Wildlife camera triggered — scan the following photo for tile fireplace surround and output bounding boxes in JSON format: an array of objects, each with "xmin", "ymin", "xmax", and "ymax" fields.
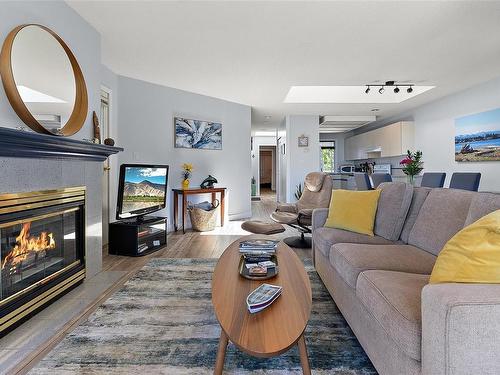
[
  {"xmin": 0, "ymin": 157, "xmax": 104, "ymax": 278},
  {"xmin": 0, "ymin": 128, "xmax": 122, "ymax": 372}
]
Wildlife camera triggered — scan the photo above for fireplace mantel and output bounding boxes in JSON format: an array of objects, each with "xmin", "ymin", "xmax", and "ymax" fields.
[{"xmin": 0, "ymin": 127, "xmax": 123, "ymax": 161}]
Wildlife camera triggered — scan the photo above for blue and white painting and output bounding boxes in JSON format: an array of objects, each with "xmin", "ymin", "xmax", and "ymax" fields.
[
  {"xmin": 455, "ymin": 108, "xmax": 500, "ymax": 162},
  {"xmin": 174, "ymin": 117, "xmax": 222, "ymax": 150}
]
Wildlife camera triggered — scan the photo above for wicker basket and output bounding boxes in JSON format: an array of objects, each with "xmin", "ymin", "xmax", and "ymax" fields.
[{"xmin": 188, "ymin": 200, "xmax": 220, "ymax": 232}]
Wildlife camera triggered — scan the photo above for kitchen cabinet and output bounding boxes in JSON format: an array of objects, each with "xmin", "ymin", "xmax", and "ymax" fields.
[{"xmin": 344, "ymin": 121, "xmax": 414, "ymax": 160}]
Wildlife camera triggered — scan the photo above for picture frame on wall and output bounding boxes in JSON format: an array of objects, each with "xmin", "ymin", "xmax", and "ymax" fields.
[
  {"xmin": 455, "ymin": 107, "xmax": 500, "ymax": 162},
  {"xmin": 174, "ymin": 117, "xmax": 222, "ymax": 150},
  {"xmin": 298, "ymin": 135, "xmax": 309, "ymax": 147}
]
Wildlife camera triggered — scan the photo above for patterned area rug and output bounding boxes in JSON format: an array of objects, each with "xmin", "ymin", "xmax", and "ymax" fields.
[{"xmin": 31, "ymin": 259, "xmax": 377, "ymax": 374}]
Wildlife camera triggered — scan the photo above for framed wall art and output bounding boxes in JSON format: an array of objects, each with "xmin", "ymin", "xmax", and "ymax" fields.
[
  {"xmin": 455, "ymin": 108, "xmax": 500, "ymax": 162},
  {"xmin": 174, "ymin": 117, "xmax": 222, "ymax": 150}
]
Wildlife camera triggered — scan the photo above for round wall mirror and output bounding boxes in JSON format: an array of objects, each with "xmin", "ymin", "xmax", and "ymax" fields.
[{"xmin": 0, "ymin": 24, "xmax": 88, "ymax": 136}]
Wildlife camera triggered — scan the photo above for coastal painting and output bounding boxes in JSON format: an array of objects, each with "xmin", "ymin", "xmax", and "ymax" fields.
[
  {"xmin": 455, "ymin": 108, "xmax": 500, "ymax": 162},
  {"xmin": 174, "ymin": 117, "xmax": 222, "ymax": 150}
]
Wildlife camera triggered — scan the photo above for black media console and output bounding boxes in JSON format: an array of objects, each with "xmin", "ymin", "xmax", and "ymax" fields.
[{"xmin": 109, "ymin": 216, "xmax": 167, "ymax": 256}]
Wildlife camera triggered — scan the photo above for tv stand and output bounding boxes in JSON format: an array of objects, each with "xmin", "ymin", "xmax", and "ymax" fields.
[{"xmin": 109, "ymin": 216, "xmax": 167, "ymax": 256}]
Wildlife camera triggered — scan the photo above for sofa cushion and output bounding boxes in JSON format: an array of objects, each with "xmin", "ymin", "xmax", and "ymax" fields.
[
  {"xmin": 465, "ymin": 192, "xmax": 500, "ymax": 226},
  {"xmin": 356, "ymin": 270, "xmax": 429, "ymax": 361},
  {"xmin": 374, "ymin": 182, "xmax": 414, "ymax": 241},
  {"xmin": 313, "ymin": 227, "xmax": 392, "ymax": 258},
  {"xmin": 329, "ymin": 243, "xmax": 436, "ymax": 289},
  {"xmin": 400, "ymin": 187, "xmax": 432, "ymax": 243},
  {"xmin": 408, "ymin": 188, "xmax": 474, "ymax": 256}
]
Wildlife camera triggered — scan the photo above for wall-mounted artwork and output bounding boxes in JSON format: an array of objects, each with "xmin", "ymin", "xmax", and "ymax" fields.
[
  {"xmin": 455, "ymin": 108, "xmax": 500, "ymax": 162},
  {"xmin": 174, "ymin": 117, "xmax": 222, "ymax": 150}
]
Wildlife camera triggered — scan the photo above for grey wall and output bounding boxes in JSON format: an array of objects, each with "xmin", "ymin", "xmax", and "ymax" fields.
[
  {"xmin": 348, "ymin": 76, "xmax": 500, "ymax": 192},
  {"xmin": 115, "ymin": 76, "xmax": 252, "ymax": 229},
  {"xmin": 0, "ymin": 1, "xmax": 101, "ymax": 140}
]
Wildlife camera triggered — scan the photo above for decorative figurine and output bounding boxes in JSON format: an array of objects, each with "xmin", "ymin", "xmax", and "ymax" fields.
[
  {"xmin": 104, "ymin": 138, "xmax": 115, "ymax": 146},
  {"xmin": 92, "ymin": 111, "xmax": 101, "ymax": 144},
  {"xmin": 200, "ymin": 175, "xmax": 218, "ymax": 189}
]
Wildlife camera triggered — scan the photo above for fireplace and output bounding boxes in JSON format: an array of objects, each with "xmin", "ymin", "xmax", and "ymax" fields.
[{"xmin": 0, "ymin": 187, "xmax": 86, "ymax": 335}]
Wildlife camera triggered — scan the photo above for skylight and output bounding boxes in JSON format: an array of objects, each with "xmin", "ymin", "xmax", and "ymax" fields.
[{"xmin": 284, "ymin": 85, "xmax": 435, "ymax": 104}]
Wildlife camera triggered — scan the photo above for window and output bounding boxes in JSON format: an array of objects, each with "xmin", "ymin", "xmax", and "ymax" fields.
[{"xmin": 320, "ymin": 141, "xmax": 335, "ymax": 173}]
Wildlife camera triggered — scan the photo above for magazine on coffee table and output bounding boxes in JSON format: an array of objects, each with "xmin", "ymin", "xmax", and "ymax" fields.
[{"xmin": 246, "ymin": 283, "xmax": 282, "ymax": 313}]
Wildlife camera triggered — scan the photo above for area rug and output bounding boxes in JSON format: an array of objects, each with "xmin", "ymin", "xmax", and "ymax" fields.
[{"xmin": 30, "ymin": 259, "xmax": 377, "ymax": 374}]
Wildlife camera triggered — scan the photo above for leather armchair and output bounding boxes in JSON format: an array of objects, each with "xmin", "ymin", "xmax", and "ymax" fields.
[{"xmin": 271, "ymin": 172, "xmax": 332, "ymax": 248}]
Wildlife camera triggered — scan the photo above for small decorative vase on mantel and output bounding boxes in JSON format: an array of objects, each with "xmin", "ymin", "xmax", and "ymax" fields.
[{"xmin": 181, "ymin": 163, "xmax": 193, "ymax": 190}]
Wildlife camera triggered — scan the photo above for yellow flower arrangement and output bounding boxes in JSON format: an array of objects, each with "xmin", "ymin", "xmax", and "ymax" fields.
[{"xmin": 182, "ymin": 163, "xmax": 193, "ymax": 180}]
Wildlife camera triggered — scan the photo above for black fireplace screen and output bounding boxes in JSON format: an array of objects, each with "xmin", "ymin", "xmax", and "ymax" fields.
[{"xmin": 0, "ymin": 207, "xmax": 82, "ymax": 304}]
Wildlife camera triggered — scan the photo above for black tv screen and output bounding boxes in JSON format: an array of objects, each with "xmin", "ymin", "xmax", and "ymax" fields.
[{"xmin": 116, "ymin": 164, "xmax": 169, "ymax": 220}]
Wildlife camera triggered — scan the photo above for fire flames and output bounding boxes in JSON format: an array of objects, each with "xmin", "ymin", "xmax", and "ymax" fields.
[{"xmin": 1, "ymin": 222, "xmax": 56, "ymax": 270}]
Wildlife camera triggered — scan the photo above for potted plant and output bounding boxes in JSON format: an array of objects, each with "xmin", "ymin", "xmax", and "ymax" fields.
[
  {"xmin": 251, "ymin": 176, "xmax": 257, "ymax": 196},
  {"xmin": 294, "ymin": 183, "xmax": 303, "ymax": 201},
  {"xmin": 182, "ymin": 163, "xmax": 193, "ymax": 189},
  {"xmin": 400, "ymin": 150, "xmax": 423, "ymax": 185}
]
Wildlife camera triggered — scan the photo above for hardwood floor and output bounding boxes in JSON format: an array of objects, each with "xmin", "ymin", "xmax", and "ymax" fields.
[
  {"xmin": 7, "ymin": 190, "xmax": 311, "ymax": 374},
  {"xmin": 102, "ymin": 188, "xmax": 309, "ymax": 275}
]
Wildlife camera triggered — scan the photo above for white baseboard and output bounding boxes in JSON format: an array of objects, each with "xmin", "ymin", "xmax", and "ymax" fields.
[{"xmin": 228, "ymin": 211, "xmax": 252, "ymax": 221}]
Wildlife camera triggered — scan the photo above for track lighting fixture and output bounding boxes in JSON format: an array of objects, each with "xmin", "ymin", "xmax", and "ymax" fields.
[{"xmin": 363, "ymin": 81, "xmax": 415, "ymax": 95}]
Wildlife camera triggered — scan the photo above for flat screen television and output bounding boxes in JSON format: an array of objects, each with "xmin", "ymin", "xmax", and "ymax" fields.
[{"xmin": 116, "ymin": 164, "xmax": 169, "ymax": 220}]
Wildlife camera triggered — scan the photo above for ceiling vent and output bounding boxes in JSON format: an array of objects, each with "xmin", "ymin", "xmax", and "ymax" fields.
[{"xmin": 319, "ymin": 115, "xmax": 376, "ymax": 133}]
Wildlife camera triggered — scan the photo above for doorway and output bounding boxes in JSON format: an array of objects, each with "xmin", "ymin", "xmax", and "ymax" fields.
[
  {"xmin": 259, "ymin": 146, "xmax": 276, "ymax": 198},
  {"xmin": 100, "ymin": 87, "xmax": 111, "ymax": 246}
]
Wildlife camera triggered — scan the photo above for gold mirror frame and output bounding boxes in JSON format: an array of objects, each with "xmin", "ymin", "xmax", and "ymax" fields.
[{"xmin": 0, "ymin": 24, "xmax": 88, "ymax": 136}]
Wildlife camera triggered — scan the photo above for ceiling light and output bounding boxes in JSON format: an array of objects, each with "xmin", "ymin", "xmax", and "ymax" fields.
[
  {"xmin": 264, "ymin": 115, "xmax": 272, "ymax": 120},
  {"xmin": 378, "ymin": 87, "xmax": 385, "ymax": 94},
  {"xmin": 365, "ymin": 86, "xmax": 370, "ymax": 94},
  {"xmin": 407, "ymin": 86, "xmax": 413, "ymax": 93},
  {"xmin": 394, "ymin": 87, "xmax": 400, "ymax": 93},
  {"xmin": 284, "ymin": 85, "xmax": 435, "ymax": 104}
]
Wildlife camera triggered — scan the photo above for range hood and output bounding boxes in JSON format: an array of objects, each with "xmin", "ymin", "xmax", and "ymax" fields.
[{"xmin": 319, "ymin": 115, "xmax": 376, "ymax": 133}]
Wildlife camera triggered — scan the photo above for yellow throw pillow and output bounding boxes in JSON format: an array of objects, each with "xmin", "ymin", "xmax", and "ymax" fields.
[
  {"xmin": 430, "ymin": 209, "xmax": 500, "ymax": 284},
  {"xmin": 324, "ymin": 189, "xmax": 381, "ymax": 236}
]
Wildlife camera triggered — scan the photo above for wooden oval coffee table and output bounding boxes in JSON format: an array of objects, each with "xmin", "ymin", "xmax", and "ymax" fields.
[{"xmin": 211, "ymin": 236, "xmax": 312, "ymax": 374}]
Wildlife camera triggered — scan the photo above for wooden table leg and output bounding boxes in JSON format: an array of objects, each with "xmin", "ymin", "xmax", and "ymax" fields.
[
  {"xmin": 173, "ymin": 191, "xmax": 178, "ymax": 231},
  {"xmin": 220, "ymin": 190, "xmax": 225, "ymax": 227},
  {"xmin": 297, "ymin": 334, "xmax": 311, "ymax": 375},
  {"xmin": 214, "ymin": 330, "xmax": 228, "ymax": 375},
  {"xmin": 182, "ymin": 193, "xmax": 187, "ymax": 234}
]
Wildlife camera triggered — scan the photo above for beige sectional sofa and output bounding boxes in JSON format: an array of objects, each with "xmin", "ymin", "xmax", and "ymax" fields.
[{"xmin": 312, "ymin": 182, "xmax": 500, "ymax": 375}]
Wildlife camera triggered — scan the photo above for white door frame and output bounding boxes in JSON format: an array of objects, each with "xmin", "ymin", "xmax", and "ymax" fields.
[{"xmin": 100, "ymin": 85, "xmax": 113, "ymax": 245}]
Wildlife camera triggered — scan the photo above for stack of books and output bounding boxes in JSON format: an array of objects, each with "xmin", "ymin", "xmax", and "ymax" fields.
[
  {"xmin": 239, "ymin": 239, "xmax": 278, "ymax": 255},
  {"xmin": 246, "ymin": 283, "xmax": 283, "ymax": 314}
]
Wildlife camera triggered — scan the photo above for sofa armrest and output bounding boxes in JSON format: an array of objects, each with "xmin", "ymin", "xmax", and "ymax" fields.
[
  {"xmin": 312, "ymin": 208, "xmax": 329, "ymax": 231},
  {"xmin": 421, "ymin": 283, "xmax": 500, "ymax": 375}
]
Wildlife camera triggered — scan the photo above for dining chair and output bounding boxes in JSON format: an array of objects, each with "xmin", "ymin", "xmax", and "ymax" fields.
[
  {"xmin": 371, "ymin": 173, "xmax": 392, "ymax": 189},
  {"xmin": 449, "ymin": 172, "xmax": 481, "ymax": 192},
  {"xmin": 420, "ymin": 172, "xmax": 446, "ymax": 188},
  {"xmin": 355, "ymin": 173, "xmax": 373, "ymax": 191}
]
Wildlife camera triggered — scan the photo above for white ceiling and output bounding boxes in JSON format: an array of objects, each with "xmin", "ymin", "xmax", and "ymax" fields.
[{"xmin": 67, "ymin": 1, "xmax": 500, "ymax": 130}]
